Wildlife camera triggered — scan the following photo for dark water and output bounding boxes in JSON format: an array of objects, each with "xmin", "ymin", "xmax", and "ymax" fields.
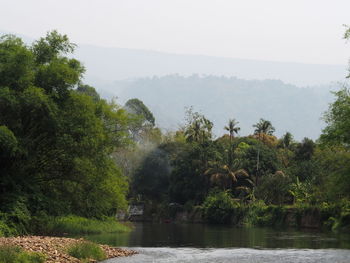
[{"xmin": 83, "ymin": 223, "xmax": 350, "ymax": 262}]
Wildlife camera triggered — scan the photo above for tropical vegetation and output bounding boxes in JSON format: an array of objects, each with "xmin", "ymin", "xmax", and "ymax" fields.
[{"xmin": 0, "ymin": 29, "xmax": 350, "ymax": 237}]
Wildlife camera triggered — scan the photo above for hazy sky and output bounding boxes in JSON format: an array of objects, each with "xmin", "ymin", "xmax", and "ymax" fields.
[{"xmin": 1, "ymin": 0, "xmax": 349, "ymax": 65}]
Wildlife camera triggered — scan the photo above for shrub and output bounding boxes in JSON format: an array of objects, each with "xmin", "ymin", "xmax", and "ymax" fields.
[
  {"xmin": 0, "ymin": 245, "xmax": 45, "ymax": 263},
  {"xmin": 255, "ymin": 171, "xmax": 293, "ymax": 205},
  {"xmin": 46, "ymin": 215, "xmax": 130, "ymax": 235},
  {"xmin": 0, "ymin": 219, "xmax": 16, "ymax": 237},
  {"xmin": 202, "ymin": 191, "xmax": 239, "ymax": 224},
  {"xmin": 68, "ymin": 242, "xmax": 106, "ymax": 261}
]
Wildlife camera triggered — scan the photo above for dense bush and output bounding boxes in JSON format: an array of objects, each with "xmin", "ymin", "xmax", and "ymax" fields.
[
  {"xmin": 255, "ymin": 171, "xmax": 293, "ymax": 205},
  {"xmin": 0, "ymin": 31, "xmax": 130, "ymax": 228},
  {"xmin": 0, "ymin": 246, "xmax": 45, "ymax": 263},
  {"xmin": 68, "ymin": 241, "xmax": 106, "ymax": 261},
  {"xmin": 202, "ymin": 191, "xmax": 240, "ymax": 224}
]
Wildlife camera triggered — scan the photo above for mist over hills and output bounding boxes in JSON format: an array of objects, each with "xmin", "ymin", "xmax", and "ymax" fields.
[
  {"xmin": 75, "ymin": 44, "xmax": 346, "ymax": 87},
  {"xmin": 99, "ymin": 75, "xmax": 339, "ymax": 140},
  {"xmin": 1, "ymin": 30, "xmax": 346, "ymax": 87},
  {"xmin": 1, "ymin": 30, "xmax": 346, "ymax": 140}
]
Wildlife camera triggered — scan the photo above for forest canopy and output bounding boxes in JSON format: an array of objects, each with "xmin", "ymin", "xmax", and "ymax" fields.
[
  {"xmin": 0, "ymin": 30, "xmax": 350, "ymax": 234},
  {"xmin": 0, "ymin": 31, "xmax": 131, "ymax": 224}
]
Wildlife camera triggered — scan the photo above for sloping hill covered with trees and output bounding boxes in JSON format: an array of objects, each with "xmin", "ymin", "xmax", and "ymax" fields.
[{"xmin": 105, "ymin": 75, "xmax": 336, "ymax": 140}]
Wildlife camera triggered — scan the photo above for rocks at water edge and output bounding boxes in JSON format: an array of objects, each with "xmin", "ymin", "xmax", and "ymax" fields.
[{"xmin": 0, "ymin": 236, "xmax": 137, "ymax": 263}]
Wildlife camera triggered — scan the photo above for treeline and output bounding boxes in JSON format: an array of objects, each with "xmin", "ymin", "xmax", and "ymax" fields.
[
  {"xmin": 127, "ymin": 27, "xmax": 350, "ymax": 229},
  {"xmin": 110, "ymin": 73, "xmax": 333, "ymax": 140},
  {"xmin": 0, "ymin": 32, "xmax": 158, "ymax": 235},
  {"xmin": 128, "ymin": 97, "xmax": 350, "ymax": 229},
  {"xmin": 131, "ymin": 107, "xmax": 350, "ymax": 203},
  {"xmin": 1, "ymin": 31, "xmax": 350, "ymax": 236}
]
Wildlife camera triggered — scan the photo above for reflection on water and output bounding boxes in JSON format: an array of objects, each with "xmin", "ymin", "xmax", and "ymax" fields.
[
  {"xmin": 103, "ymin": 247, "xmax": 350, "ymax": 263},
  {"xmin": 84, "ymin": 223, "xmax": 350, "ymax": 249}
]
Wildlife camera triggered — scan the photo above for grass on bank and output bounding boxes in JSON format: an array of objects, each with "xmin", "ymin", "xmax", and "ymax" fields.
[
  {"xmin": 0, "ymin": 245, "xmax": 45, "ymax": 263},
  {"xmin": 46, "ymin": 215, "xmax": 131, "ymax": 235},
  {"xmin": 67, "ymin": 241, "xmax": 106, "ymax": 262}
]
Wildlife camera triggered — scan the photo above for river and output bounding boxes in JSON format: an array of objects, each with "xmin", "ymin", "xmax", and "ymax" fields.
[{"xmin": 84, "ymin": 223, "xmax": 350, "ymax": 262}]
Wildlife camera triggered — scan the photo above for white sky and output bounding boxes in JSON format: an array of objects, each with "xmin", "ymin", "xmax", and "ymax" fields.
[{"xmin": 1, "ymin": 0, "xmax": 349, "ymax": 65}]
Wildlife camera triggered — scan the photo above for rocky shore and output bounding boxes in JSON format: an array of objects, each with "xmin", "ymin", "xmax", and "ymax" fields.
[{"xmin": 0, "ymin": 236, "xmax": 137, "ymax": 263}]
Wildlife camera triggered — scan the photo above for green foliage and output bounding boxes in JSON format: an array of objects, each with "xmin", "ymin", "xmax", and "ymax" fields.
[
  {"xmin": 294, "ymin": 138, "xmax": 315, "ymax": 161},
  {"xmin": 45, "ymin": 215, "xmax": 130, "ymax": 235},
  {"xmin": 0, "ymin": 246, "xmax": 45, "ymax": 263},
  {"xmin": 202, "ymin": 191, "xmax": 240, "ymax": 224},
  {"xmin": 321, "ymin": 87, "xmax": 350, "ymax": 147},
  {"xmin": 0, "ymin": 220, "xmax": 15, "ymax": 237},
  {"xmin": 280, "ymin": 132, "xmax": 293, "ymax": 149},
  {"xmin": 184, "ymin": 108, "xmax": 213, "ymax": 143},
  {"xmin": 315, "ymin": 147, "xmax": 350, "ymax": 201},
  {"xmin": 67, "ymin": 242, "xmax": 106, "ymax": 261},
  {"xmin": 243, "ymin": 201, "xmax": 287, "ymax": 227},
  {"xmin": 0, "ymin": 126, "xmax": 17, "ymax": 157},
  {"xmin": 168, "ymin": 141, "xmax": 216, "ymax": 204},
  {"xmin": 289, "ymin": 177, "xmax": 313, "ymax": 205},
  {"xmin": 125, "ymin": 98, "xmax": 155, "ymax": 126},
  {"xmin": 255, "ymin": 171, "xmax": 293, "ymax": 205},
  {"xmin": 32, "ymin": 30, "xmax": 76, "ymax": 64},
  {"xmin": 253, "ymin": 118, "xmax": 275, "ymax": 135},
  {"xmin": 236, "ymin": 139, "xmax": 281, "ymax": 185},
  {"xmin": 76, "ymin": 84, "xmax": 100, "ymax": 101},
  {"xmin": 0, "ymin": 31, "xmax": 130, "ymax": 231},
  {"xmin": 224, "ymin": 119, "xmax": 240, "ymax": 139}
]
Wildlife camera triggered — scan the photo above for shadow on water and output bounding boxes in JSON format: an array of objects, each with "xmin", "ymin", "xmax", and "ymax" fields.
[{"xmin": 83, "ymin": 222, "xmax": 350, "ymax": 249}]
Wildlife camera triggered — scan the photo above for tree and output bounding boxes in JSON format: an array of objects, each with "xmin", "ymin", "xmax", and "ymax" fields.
[
  {"xmin": 320, "ymin": 87, "xmax": 350, "ymax": 148},
  {"xmin": 294, "ymin": 138, "xmax": 315, "ymax": 161},
  {"xmin": 124, "ymin": 98, "xmax": 156, "ymax": 142},
  {"xmin": 281, "ymin": 132, "xmax": 293, "ymax": 149},
  {"xmin": 32, "ymin": 30, "xmax": 84, "ymax": 102},
  {"xmin": 253, "ymin": 118, "xmax": 275, "ymax": 136},
  {"xmin": 184, "ymin": 108, "xmax": 213, "ymax": 143},
  {"xmin": 224, "ymin": 119, "xmax": 240, "ymax": 141},
  {"xmin": 204, "ymin": 164, "xmax": 253, "ymax": 198},
  {"xmin": 255, "ymin": 171, "xmax": 293, "ymax": 205},
  {"xmin": 223, "ymin": 119, "xmax": 240, "ymax": 166},
  {"xmin": 76, "ymin": 84, "xmax": 100, "ymax": 101},
  {"xmin": 125, "ymin": 98, "xmax": 155, "ymax": 126},
  {"xmin": 0, "ymin": 31, "xmax": 130, "ymax": 219}
]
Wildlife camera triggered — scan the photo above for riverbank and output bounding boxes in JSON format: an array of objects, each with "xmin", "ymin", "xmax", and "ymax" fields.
[
  {"xmin": 128, "ymin": 200, "xmax": 350, "ymax": 231},
  {"xmin": 0, "ymin": 236, "xmax": 136, "ymax": 263}
]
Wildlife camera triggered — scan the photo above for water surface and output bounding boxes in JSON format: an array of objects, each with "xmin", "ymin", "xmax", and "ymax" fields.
[
  {"xmin": 104, "ymin": 247, "xmax": 350, "ymax": 263},
  {"xmin": 86, "ymin": 222, "xmax": 350, "ymax": 249},
  {"xmin": 84, "ymin": 223, "xmax": 350, "ymax": 263}
]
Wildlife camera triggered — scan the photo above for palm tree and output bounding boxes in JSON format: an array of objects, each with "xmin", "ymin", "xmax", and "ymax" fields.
[
  {"xmin": 233, "ymin": 169, "xmax": 255, "ymax": 200},
  {"xmin": 224, "ymin": 119, "xmax": 240, "ymax": 166},
  {"xmin": 205, "ymin": 164, "xmax": 254, "ymax": 195},
  {"xmin": 224, "ymin": 119, "xmax": 240, "ymax": 142},
  {"xmin": 205, "ymin": 164, "xmax": 237, "ymax": 190},
  {"xmin": 252, "ymin": 119, "xmax": 275, "ymax": 187},
  {"xmin": 185, "ymin": 117, "xmax": 213, "ymax": 143},
  {"xmin": 253, "ymin": 118, "xmax": 275, "ymax": 135}
]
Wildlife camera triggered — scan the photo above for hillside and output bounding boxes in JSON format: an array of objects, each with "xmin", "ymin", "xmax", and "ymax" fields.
[
  {"xmin": 100, "ymin": 75, "xmax": 338, "ymax": 140},
  {"xmin": 75, "ymin": 44, "xmax": 346, "ymax": 87}
]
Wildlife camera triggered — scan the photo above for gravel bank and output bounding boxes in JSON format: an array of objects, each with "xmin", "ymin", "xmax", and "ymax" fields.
[{"xmin": 0, "ymin": 236, "xmax": 137, "ymax": 263}]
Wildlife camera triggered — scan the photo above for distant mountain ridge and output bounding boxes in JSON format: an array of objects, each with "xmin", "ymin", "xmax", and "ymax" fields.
[
  {"xmin": 102, "ymin": 75, "xmax": 338, "ymax": 140},
  {"xmin": 1, "ymin": 30, "xmax": 346, "ymax": 139},
  {"xmin": 76, "ymin": 44, "xmax": 346, "ymax": 87},
  {"xmin": 1, "ymin": 30, "xmax": 345, "ymax": 87}
]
